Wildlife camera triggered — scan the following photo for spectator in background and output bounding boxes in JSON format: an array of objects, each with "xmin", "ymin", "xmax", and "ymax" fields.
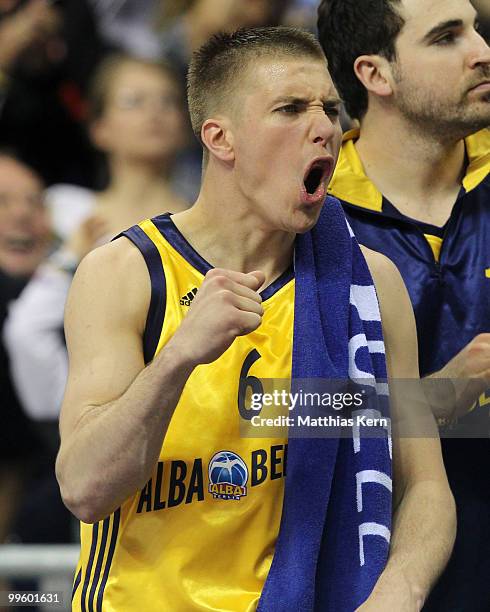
[
  {"xmin": 0, "ymin": 0, "xmax": 107, "ymax": 188},
  {"xmin": 88, "ymin": 0, "xmax": 162, "ymax": 59},
  {"xmin": 281, "ymin": 0, "xmax": 318, "ymax": 31},
  {"xmin": 0, "ymin": 153, "xmax": 50, "ymax": 278},
  {"xmin": 0, "ymin": 152, "xmax": 51, "ymax": 543},
  {"xmin": 157, "ymin": 0, "xmax": 290, "ymax": 83},
  {"xmin": 4, "ymin": 53, "xmax": 189, "ymax": 423}
]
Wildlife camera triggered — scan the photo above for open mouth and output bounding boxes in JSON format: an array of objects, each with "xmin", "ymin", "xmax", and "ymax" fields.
[{"xmin": 302, "ymin": 157, "xmax": 333, "ymax": 197}]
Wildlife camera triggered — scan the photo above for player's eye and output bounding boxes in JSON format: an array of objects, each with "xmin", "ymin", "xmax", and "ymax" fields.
[
  {"xmin": 277, "ymin": 104, "xmax": 301, "ymax": 114},
  {"xmin": 114, "ymin": 92, "xmax": 145, "ymax": 109},
  {"xmin": 433, "ymin": 32, "xmax": 456, "ymax": 45},
  {"xmin": 324, "ymin": 105, "xmax": 340, "ymax": 120}
]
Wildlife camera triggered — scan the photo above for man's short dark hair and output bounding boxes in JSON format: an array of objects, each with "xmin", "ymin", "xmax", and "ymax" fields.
[
  {"xmin": 187, "ymin": 26, "xmax": 325, "ymax": 144},
  {"xmin": 317, "ymin": 0, "xmax": 404, "ymax": 120}
]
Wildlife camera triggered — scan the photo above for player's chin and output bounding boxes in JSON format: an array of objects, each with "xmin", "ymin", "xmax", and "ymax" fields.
[{"xmin": 290, "ymin": 205, "xmax": 324, "ymax": 234}]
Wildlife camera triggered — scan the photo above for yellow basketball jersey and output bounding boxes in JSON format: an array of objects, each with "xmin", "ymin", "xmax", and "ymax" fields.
[{"xmin": 72, "ymin": 214, "xmax": 294, "ymax": 611}]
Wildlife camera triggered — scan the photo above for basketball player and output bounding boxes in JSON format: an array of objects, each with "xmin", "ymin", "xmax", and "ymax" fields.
[
  {"xmin": 57, "ymin": 27, "xmax": 454, "ymax": 611},
  {"xmin": 318, "ymin": 0, "xmax": 490, "ymax": 609}
]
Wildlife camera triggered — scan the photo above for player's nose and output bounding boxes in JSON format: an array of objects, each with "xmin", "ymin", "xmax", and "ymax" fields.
[
  {"xmin": 310, "ymin": 111, "xmax": 339, "ymax": 147},
  {"xmin": 468, "ymin": 26, "xmax": 490, "ymax": 69}
]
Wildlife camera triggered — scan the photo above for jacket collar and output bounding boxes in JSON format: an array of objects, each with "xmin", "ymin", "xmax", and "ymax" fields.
[{"xmin": 328, "ymin": 128, "xmax": 490, "ymax": 212}]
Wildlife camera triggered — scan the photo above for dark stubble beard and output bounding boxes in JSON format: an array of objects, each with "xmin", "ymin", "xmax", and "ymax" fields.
[{"xmin": 391, "ymin": 62, "xmax": 490, "ymax": 142}]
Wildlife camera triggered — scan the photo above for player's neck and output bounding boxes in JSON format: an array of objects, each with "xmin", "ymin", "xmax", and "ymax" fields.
[
  {"xmin": 355, "ymin": 108, "xmax": 466, "ymax": 223},
  {"xmin": 172, "ymin": 192, "xmax": 295, "ymax": 289}
]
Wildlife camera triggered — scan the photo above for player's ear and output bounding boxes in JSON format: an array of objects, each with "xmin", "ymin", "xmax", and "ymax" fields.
[
  {"xmin": 201, "ymin": 118, "xmax": 235, "ymax": 163},
  {"xmin": 354, "ymin": 54, "xmax": 394, "ymax": 98}
]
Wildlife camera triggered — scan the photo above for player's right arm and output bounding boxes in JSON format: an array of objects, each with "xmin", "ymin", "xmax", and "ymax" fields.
[{"xmin": 56, "ymin": 237, "xmax": 264, "ymax": 524}]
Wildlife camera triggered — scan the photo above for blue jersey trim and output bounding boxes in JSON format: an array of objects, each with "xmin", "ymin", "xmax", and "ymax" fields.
[
  {"xmin": 261, "ymin": 266, "xmax": 294, "ymax": 300},
  {"xmin": 72, "ymin": 568, "xmax": 82, "ymax": 602},
  {"xmin": 88, "ymin": 516, "xmax": 110, "ymax": 611},
  {"xmin": 81, "ymin": 522, "xmax": 99, "ymax": 612},
  {"xmin": 151, "ymin": 214, "xmax": 293, "ymax": 301},
  {"xmin": 117, "ymin": 227, "xmax": 166, "ymax": 364},
  {"xmin": 96, "ymin": 508, "xmax": 121, "ymax": 612},
  {"xmin": 152, "ymin": 214, "xmax": 212, "ymax": 274}
]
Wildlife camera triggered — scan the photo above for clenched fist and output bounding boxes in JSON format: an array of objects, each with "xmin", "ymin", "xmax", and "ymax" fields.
[{"xmin": 168, "ymin": 268, "xmax": 265, "ymax": 366}]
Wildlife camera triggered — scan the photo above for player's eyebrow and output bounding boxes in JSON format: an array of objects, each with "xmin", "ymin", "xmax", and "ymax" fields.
[
  {"xmin": 421, "ymin": 19, "xmax": 463, "ymax": 43},
  {"xmin": 271, "ymin": 96, "xmax": 308, "ymax": 106},
  {"xmin": 272, "ymin": 95, "xmax": 343, "ymax": 106},
  {"xmin": 323, "ymin": 96, "xmax": 343, "ymax": 107}
]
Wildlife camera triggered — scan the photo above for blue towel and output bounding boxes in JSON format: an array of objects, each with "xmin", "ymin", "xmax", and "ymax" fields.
[{"xmin": 258, "ymin": 197, "xmax": 392, "ymax": 612}]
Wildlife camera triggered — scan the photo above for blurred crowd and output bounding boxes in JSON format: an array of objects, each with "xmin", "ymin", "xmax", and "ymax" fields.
[{"xmin": 0, "ymin": 0, "xmax": 489, "ymax": 591}]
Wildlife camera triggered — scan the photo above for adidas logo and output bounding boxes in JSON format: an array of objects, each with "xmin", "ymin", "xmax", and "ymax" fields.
[{"xmin": 180, "ymin": 287, "xmax": 198, "ymax": 306}]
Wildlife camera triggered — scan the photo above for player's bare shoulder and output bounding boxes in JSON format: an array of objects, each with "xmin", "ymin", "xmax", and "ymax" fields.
[
  {"xmin": 67, "ymin": 236, "xmax": 151, "ymax": 336},
  {"xmin": 360, "ymin": 245, "xmax": 399, "ymax": 288},
  {"xmin": 360, "ymin": 245, "xmax": 407, "ymax": 308},
  {"xmin": 360, "ymin": 245, "xmax": 419, "ymax": 377},
  {"xmin": 360, "ymin": 244, "xmax": 412, "ymax": 334}
]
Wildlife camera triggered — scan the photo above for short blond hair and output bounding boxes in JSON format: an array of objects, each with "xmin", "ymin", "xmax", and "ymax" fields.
[{"xmin": 187, "ymin": 26, "xmax": 325, "ymax": 145}]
